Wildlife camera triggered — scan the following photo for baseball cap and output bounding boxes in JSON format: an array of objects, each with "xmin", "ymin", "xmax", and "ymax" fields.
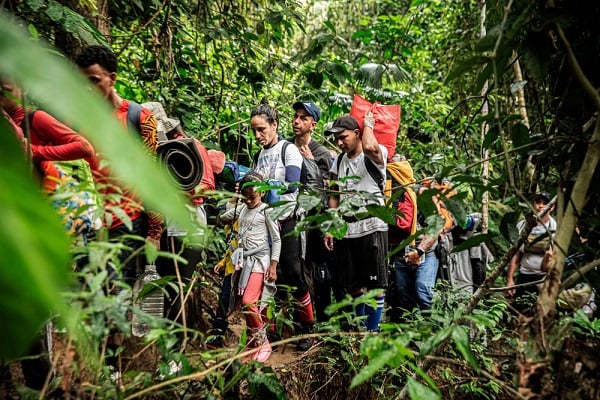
[
  {"xmin": 324, "ymin": 115, "xmax": 360, "ymax": 135},
  {"xmin": 534, "ymin": 192, "xmax": 551, "ymax": 203},
  {"xmin": 292, "ymin": 101, "xmax": 321, "ymax": 122}
]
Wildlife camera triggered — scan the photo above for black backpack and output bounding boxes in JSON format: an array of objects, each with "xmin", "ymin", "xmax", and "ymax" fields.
[{"xmin": 335, "ymin": 152, "xmax": 385, "ymax": 191}]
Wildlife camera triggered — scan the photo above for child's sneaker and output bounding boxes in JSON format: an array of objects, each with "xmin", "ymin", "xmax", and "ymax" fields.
[{"xmin": 253, "ymin": 338, "xmax": 272, "ymax": 362}]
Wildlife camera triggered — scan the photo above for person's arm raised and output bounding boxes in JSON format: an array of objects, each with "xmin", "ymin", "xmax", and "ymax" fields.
[{"xmin": 361, "ymin": 111, "xmax": 384, "ymax": 167}]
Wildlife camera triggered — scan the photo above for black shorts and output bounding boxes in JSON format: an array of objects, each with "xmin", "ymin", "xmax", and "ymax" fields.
[{"xmin": 334, "ymin": 231, "xmax": 388, "ymax": 289}]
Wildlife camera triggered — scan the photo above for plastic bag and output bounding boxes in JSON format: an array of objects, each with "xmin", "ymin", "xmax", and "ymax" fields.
[{"xmin": 350, "ymin": 94, "xmax": 400, "ymax": 161}]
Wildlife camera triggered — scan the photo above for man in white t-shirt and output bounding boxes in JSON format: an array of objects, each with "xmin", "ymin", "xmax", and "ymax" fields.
[
  {"xmin": 323, "ymin": 114, "xmax": 388, "ymax": 331},
  {"xmin": 507, "ymin": 192, "xmax": 557, "ymax": 310}
]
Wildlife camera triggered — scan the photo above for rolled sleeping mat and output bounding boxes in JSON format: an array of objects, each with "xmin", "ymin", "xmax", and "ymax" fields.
[{"xmin": 157, "ymin": 138, "xmax": 204, "ymax": 191}]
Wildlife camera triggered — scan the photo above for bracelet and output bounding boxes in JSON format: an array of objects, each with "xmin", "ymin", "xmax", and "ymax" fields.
[
  {"xmin": 364, "ymin": 123, "xmax": 374, "ymax": 130},
  {"xmin": 416, "ymin": 247, "xmax": 425, "ymax": 256}
]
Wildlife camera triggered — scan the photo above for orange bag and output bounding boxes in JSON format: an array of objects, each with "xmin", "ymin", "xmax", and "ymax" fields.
[{"xmin": 350, "ymin": 94, "xmax": 400, "ymax": 161}]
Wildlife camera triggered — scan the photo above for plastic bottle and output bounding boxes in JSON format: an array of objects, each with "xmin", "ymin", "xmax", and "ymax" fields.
[{"xmin": 131, "ymin": 264, "xmax": 164, "ymax": 337}]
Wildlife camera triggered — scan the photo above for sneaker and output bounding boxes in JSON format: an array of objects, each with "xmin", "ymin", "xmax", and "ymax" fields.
[
  {"xmin": 252, "ymin": 339, "xmax": 272, "ymax": 363},
  {"xmin": 295, "ymin": 337, "xmax": 313, "ymax": 352},
  {"xmin": 267, "ymin": 332, "xmax": 281, "ymax": 350},
  {"xmin": 206, "ymin": 335, "xmax": 225, "ymax": 349}
]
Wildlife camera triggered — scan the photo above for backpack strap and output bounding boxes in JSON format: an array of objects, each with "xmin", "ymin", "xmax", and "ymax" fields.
[
  {"xmin": 335, "ymin": 152, "xmax": 344, "ymax": 176},
  {"xmin": 19, "ymin": 110, "xmax": 38, "ymax": 140},
  {"xmin": 126, "ymin": 100, "xmax": 142, "ymax": 135},
  {"xmin": 365, "ymin": 157, "xmax": 385, "ymax": 192},
  {"xmin": 280, "ymin": 140, "xmax": 290, "ymax": 167},
  {"xmin": 335, "ymin": 152, "xmax": 384, "ymax": 191},
  {"xmin": 252, "ymin": 150, "xmax": 259, "ymax": 167}
]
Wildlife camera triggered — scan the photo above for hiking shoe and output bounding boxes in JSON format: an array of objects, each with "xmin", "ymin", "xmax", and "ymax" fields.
[
  {"xmin": 295, "ymin": 337, "xmax": 313, "ymax": 352},
  {"xmin": 206, "ymin": 336, "xmax": 225, "ymax": 349},
  {"xmin": 267, "ymin": 332, "xmax": 281, "ymax": 350}
]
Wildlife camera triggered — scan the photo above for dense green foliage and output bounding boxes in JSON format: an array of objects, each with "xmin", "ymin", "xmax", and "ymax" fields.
[{"xmin": 2, "ymin": 0, "xmax": 599, "ymax": 398}]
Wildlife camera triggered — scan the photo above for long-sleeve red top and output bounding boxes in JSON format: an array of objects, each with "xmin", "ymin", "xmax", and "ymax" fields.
[
  {"xmin": 85, "ymin": 100, "xmax": 163, "ymax": 240},
  {"xmin": 8, "ymin": 106, "xmax": 94, "ymax": 191},
  {"xmin": 9, "ymin": 106, "xmax": 94, "ymax": 162}
]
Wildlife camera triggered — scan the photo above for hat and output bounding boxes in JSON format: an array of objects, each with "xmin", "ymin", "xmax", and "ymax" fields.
[
  {"xmin": 534, "ymin": 192, "xmax": 551, "ymax": 203},
  {"xmin": 141, "ymin": 102, "xmax": 180, "ymax": 135},
  {"xmin": 324, "ymin": 115, "xmax": 360, "ymax": 135},
  {"xmin": 207, "ymin": 149, "xmax": 226, "ymax": 174},
  {"xmin": 292, "ymin": 101, "xmax": 321, "ymax": 122}
]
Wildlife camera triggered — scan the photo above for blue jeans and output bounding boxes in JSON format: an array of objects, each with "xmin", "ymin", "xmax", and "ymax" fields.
[{"xmin": 391, "ymin": 252, "xmax": 439, "ymax": 314}]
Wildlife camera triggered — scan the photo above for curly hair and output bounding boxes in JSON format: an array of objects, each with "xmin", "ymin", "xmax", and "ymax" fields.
[{"xmin": 75, "ymin": 45, "xmax": 118, "ymax": 73}]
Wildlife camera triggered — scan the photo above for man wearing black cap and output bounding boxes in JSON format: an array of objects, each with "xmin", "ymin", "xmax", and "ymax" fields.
[
  {"xmin": 323, "ymin": 113, "xmax": 388, "ymax": 331},
  {"xmin": 507, "ymin": 192, "xmax": 557, "ymax": 310},
  {"xmin": 288, "ymin": 101, "xmax": 335, "ymax": 325}
]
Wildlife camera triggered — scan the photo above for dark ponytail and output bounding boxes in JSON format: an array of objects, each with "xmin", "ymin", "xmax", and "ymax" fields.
[{"xmin": 250, "ymin": 100, "xmax": 279, "ymax": 125}]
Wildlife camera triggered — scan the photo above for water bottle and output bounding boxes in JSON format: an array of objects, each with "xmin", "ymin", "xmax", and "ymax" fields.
[{"xmin": 131, "ymin": 264, "xmax": 164, "ymax": 337}]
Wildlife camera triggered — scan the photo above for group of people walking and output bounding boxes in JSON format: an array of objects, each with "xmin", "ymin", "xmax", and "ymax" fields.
[{"xmin": 4, "ymin": 41, "xmax": 583, "ymax": 387}]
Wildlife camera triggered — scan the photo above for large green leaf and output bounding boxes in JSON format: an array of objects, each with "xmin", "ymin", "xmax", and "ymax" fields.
[
  {"xmin": 407, "ymin": 377, "xmax": 441, "ymax": 400},
  {"xmin": 0, "ymin": 118, "xmax": 72, "ymax": 360},
  {"xmin": 0, "ymin": 11, "xmax": 193, "ymax": 359},
  {"xmin": 451, "ymin": 325, "xmax": 480, "ymax": 372},
  {"xmin": 451, "ymin": 233, "xmax": 496, "ymax": 253}
]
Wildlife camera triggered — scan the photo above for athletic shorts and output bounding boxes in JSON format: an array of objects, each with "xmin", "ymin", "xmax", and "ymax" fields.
[{"xmin": 334, "ymin": 230, "xmax": 388, "ymax": 289}]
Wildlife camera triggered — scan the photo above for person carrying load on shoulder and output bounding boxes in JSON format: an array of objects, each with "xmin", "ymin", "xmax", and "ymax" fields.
[
  {"xmin": 323, "ymin": 113, "xmax": 388, "ymax": 332},
  {"xmin": 1, "ymin": 77, "xmax": 94, "ymax": 392},
  {"xmin": 76, "ymin": 45, "xmax": 163, "ymax": 288},
  {"xmin": 384, "ymin": 153, "xmax": 419, "ymax": 323},
  {"xmin": 141, "ymin": 101, "xmax": 215, "ymax": 327}
]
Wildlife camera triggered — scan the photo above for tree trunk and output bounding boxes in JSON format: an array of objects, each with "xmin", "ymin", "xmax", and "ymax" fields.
[
  {"xmin": 95, "ymin": 0, "xmax": 111, "ymax": 38},
  {"xmin": 520, "ymin": 14, "xmax": 600, "ymax": 396},
  {"xmin": 480, "ymin": 0, "xmax": 490, "ymax": 234}
]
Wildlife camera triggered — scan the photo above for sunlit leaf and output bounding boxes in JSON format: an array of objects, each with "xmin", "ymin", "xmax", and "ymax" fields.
[
  {"xmin": 510, "ymin": 80, "xmax": 528, "ymax": 95},
  {"xmin": 451, "ymin": 233, "xmax": 495, "ymax": 253},
  {"xmin": 407, "ymin": 377, "xmax": 441, "ymax": 400}
]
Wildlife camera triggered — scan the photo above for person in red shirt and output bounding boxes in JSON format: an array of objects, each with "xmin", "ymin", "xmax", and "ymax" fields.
[
  {"xmin": 0, "ymin": 77, "xmax": 94, "ymax": 191},
  {"xmin": 142, "ymin": 101, "xmax": 216, "ymax": 324},
  {"xmin": 1, "ymin": 78, "xmax": 94, "ymax": 391},
  {"xmin": 75, "ymin": 45, "xmax": 163, "ymax": 286}
]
